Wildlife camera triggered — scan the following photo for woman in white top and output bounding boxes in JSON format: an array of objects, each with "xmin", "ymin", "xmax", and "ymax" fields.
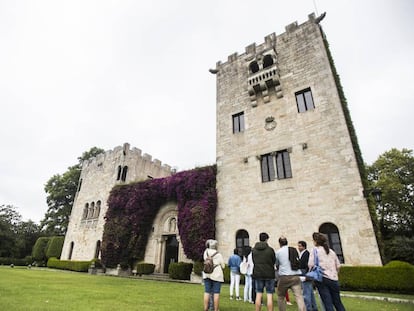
[
  {"xmin": 309, "ymin": 232, "xmax": 346, "ymax": 311},
  {"xmin": 203, "ymin": 239, "xmax": 225, "ymax": 311}
]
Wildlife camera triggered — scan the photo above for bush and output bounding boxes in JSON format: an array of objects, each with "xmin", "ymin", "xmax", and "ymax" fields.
[
  {"xmin": 32, "ymin": 237, "xmax": 51, "ymax": 265},
  {"xmin": 47, "ymin": 257, "xmax": 91, "ymax": 272},
  {"xmin": 384, "ymin": 260, "xmax": 412, "ymax": 268},
  {"xmin": 0, "ymin": 256, "xmax": 32, "ymax": 266},
  {"xmin": 384, "ymin": 236, "xmax": 414, "ymax": 264},
  {"xmin": 193, "ymin": 261, "xmax": 203, "ymax": 276},
  {"xmin": 91, "ymin": 258, "xmax": 102, "ymax": 268},
  {"xmin": 45, "ymin": 236, "xmax": 64, "ymax": 259},
  {"xmin": 339, "ymin": 261, "xmax": 414, "ymax": 294},
  {"xmin": 168, "ymin": 262, "xmax": 193, "ymax": 280},
  {"xmin": 135, "ymin": 263, "xmax": 155, "ymax": 275}
]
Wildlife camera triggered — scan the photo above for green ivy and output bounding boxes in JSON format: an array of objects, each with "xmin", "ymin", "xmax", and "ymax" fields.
[{"xmin": 319, "ymin": 25, "xmax": 384, "ymax": 260}]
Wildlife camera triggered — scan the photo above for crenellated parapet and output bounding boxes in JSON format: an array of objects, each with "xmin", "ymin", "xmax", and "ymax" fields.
[
  {"xmin": 81, "ymin": 142, "xmax": 174, "ymax": 175},
  {"xmin": 213, "ymin": 14, "xmax": 323, "ymax": 108}
]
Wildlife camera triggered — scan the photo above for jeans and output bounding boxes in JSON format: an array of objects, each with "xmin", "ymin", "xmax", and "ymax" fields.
[
  {"xmin": 303, "ymin": 280, "xmax": 318, "ymax": 310},
  {"xmin": 315, "ymin": 277, "xmax": 345, "ymax": 311},
  {"xmin": 244, "ymin": 274, "xmax": 252, "ymax": 302}
]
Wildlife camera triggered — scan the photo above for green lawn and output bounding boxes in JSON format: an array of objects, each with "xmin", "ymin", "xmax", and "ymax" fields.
[{"xmin": 0, "ymin": 266, "xmax": 413, "ymax": 311}]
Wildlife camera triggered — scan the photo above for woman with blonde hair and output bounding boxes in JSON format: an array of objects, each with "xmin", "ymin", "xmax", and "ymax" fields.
[{"xmin": 309, "ymin": 232, "xmax": 346, "ymax": 311}]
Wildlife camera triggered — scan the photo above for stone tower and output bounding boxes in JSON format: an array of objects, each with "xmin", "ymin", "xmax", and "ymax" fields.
[
  {"xmin": 61, "ymin": 143, "xmax": 174, "ymax": 261},
  {"xmin": 214, "ymin": 14, "xmax": 381, "ymax": 265}
]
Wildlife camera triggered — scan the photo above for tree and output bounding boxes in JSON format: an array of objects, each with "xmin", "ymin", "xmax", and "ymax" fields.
[
  {"xmin": 0, "ymin": 204, "xmax": 40, "ymax": 258},
  {"xmin": 0, "ymin": 204, "xmax": 21, "ymax": 257},
  {"xmin": 41, "ymin": 147, "xmax": 105, "ymax": 235},
  {"xmin": 367, "ymin": 148, "xmax": 414, "ymax": 237},
  {"xmin": 14, "ymin": 220, "xmax": 41, "ymax": 258},
  {"xmin": 367, "ymin": 148, "xmax": 414, "ymax": 264}
]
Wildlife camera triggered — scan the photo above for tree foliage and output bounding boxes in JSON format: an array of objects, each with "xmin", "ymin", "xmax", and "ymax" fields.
[
  {"xmin": 367, "ymin": 148, "xmax": 414, "ymax": 237},
  {"xmin": 41, "ymin": 147, "xmax": 105, "ymax": 235},
  {"xmin": 367, "ymin": 148, "xmax": 414, "ymax": 264},
  {"xmin": 0, "ymin": 204, "xmax": 40, "ymax": 258}
]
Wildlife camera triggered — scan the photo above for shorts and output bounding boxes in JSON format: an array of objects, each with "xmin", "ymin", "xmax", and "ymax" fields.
[
  {"xmin": 255, "ymin": 279, "xmax": 275, "ymax": 294},
  {"xmin": 204, "ymin": 278, "xmax": 222, "ymax": 294}
]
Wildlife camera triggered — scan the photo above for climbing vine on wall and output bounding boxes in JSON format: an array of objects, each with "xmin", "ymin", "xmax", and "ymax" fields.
[
  {"xmin": 319, "ymin": 24, "xmax": 384, "ymax": 259},
  {"xmin": 101, "ymin": 165, "xmax": 217, "ymax": 268}
]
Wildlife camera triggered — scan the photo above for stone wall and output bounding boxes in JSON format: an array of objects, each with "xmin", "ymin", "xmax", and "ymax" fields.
[
  {"xmin": 61, "ymin": 143, "xmax": 174, "ymax": 261},
  {"xmin": 214, "ymin": 14, "xmax": 382, "ymax": 265}
]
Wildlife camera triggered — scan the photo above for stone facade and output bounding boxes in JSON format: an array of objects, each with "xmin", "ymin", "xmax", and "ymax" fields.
[
  {"xmin": 62, "ymin": 13, "xmax": 382, "ymax": 268},
  {"xmin": 61, "ymin": 143, "xmax": 174, "ymax": 262},
  {"xmin": 214, "ymin": 14, "xmax": 381, "ymax": 265}
]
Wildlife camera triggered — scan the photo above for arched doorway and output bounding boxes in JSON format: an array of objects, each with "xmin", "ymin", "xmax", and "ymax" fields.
[
  {"xmin": 236, "ymin": 229, "xmax": 250, "ymax": 256},
  {"xmin": 94, "ymin": 240, "xmax": 101, "ymax": 259},
  {"xmin": 319, "ymin": 222, "xmax": 344, "ymax": 263},
  {"xmin": 163, "ymin": 235, "xmax": 179, "ymax": 273}
]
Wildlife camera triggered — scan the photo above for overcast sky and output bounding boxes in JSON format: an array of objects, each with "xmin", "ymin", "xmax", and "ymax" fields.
[{"xmin": 1, "ymin": 0, "xmax": 413, "ymax": 223}]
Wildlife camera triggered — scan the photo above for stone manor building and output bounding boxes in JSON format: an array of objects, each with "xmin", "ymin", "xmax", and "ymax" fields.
[{"xmin": 61, "ymin": 13, "xmax": 382, "ymax": 269}]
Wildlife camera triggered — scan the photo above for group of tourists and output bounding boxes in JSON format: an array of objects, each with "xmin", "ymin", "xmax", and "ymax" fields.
[{"xmin": 202, "ymin": 232, "xmax": 346, "ymax": 311}]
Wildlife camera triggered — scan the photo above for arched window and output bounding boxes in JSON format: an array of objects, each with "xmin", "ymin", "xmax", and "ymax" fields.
[
  {"xmin": 88, "ymin": 202, "xmax": 95, "ymax": 219},
  {"xmin": 77, "ymin": 178, "xmax": 83, "ymax": 192},
  {"xmin": 249, "ymin": 61, "xmax": 260, "ymax": 74},
  {"xmin": 116, "ymin": 165, "xmax": 122, "ymax": 180},
  {"xmin": 121, "ymin": 166, "xmax": 128, "ymax": 181},
  {"xmin": 263, "ymin": 54, "xmax": 274, "ymax": 68},
  {"xmin": 94, "ymin": 201, "xmax": 101, "ymax": 218},
  {"xmin": 68, "ymin": 241, "xmax": 74, "ymax": 260},
  {"xmin": 82, "ymin": 203, "xmax": 89, "ymax": 220},
  {"xmin": 235, "ymin": 229, "xmax": 250, "ymax": 256},
  {"xmin": 95, "ymin": 240, "xmax": 101, "ymax": 259},
  {"xmin": 319, "ymin": 223, "xmax": 344, "ymax": 263}
]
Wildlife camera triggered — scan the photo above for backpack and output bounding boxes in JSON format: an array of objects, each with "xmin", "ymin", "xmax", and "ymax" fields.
[
  {"xmin": 288, "ymin": 246, "xmax": 301, "ymax": 270},
  {"xmin": 203, "ymin": 251, "xmax": 218, "ymax": 273}
]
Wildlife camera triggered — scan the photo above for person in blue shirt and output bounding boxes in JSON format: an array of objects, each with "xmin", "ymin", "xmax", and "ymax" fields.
[{"xmin": 228, "ymin": 248, "xmax": 242, "ymax": 300}]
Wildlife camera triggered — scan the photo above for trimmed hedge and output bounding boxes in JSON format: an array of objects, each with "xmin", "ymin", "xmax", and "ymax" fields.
[
  {"xmin": 339, "ymin": 261, "xmax": 414, "ymax": 293},
  {"xmin": 32, "ymin": 237, "xmax": 51, "ymax": 265},
  {"xmin": 193, "ymin": 261, "xmax": 203, "ymax": 276},
  {"xmin": 47, "ymin": 257, "xmax": 91, "ymax": 272},
  {"xmin": 135, "ymin": 263, "xmax": 155, "ymax": 275},
  {"xmin": 0, "ymin": 256, "xmax": 33, "ymax": 266},
  {"xmin": 168, "ymin": 262, "xmax": 193, "ymax": 280},
  {"xmin": 45, "ymin": 236, "xmax": 64, "ymax": 259}
]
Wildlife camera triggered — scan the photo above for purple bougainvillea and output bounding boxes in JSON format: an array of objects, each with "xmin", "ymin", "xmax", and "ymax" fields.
[{"xmin": 101, "ymin": 165, "xmax": 217, "ymax": 268}]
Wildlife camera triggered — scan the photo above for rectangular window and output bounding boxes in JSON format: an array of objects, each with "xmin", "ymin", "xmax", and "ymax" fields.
[
  {"xmin": 261, "ymin": 150, "xmax": 292, "ymax": 182},
  {"xmin": 261, "ymin": 153, "xmax": 275, "ymax": 182},
  {"xmin": 232, "ymin": 112, "xmax": 245, "ymax": 133},
  {"xmin": 276, "ymin": 150, "xmax": 292, "ymax": 179},
  {"xmin": 295, "ymin": 88, "xmax": 315, "ymax": 113}
]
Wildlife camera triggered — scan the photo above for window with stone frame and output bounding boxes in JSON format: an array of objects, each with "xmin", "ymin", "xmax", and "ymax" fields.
[
  {"xmin": 232, "ymin": 112, "xmax": 245, "ymax": 133},
  {"xmin": 116, "ymin": 165, "xmax": 122, "ymax": 180},
  {"xmin": 295, "ymin": 88, "xmax": 315, "ymax": 113},
  {"xmin": 261, "ymin": 149, "xmax": 292, "ymax": 182},
  {"xmin": 235, "ymin": 229, "xmax": 250, "ymax": 256},
  {"xmin": 121, "ymin": 166, "xmax": 128, "ymax": 182},
  {"xmin": 319, "ymin": 223, "xmax": 345, "ymax": 263},
  {"xmin": 275, "ymin": 150, "xmax": 292, "ymax": 179}
]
